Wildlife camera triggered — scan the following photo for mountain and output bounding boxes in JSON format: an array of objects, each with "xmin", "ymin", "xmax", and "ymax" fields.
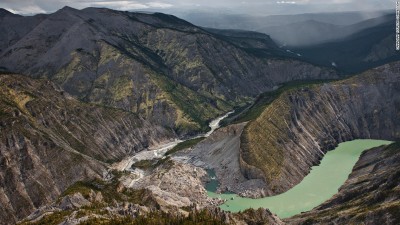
[
  {"xmin": 0, "ymin": 73, "xmax": 174, "ymax": 223},
  {"xmin": 0, "ymin": 7, "xmax": 336, "ymax": 136},
  {"xmin": 136, "ymin": 61, "xmax": 400, "ymax": 224},
  {"xmin": 0, "ymin": 8, "xmax": 14, "ymax": 17},
  {"xmin": 203, "ymin": 28, "xmax": 289, "ymax": 57},
  {"xmin": 162, "ymin": 10, "xmax": 400, "ymax": 74},
  {"xmin": 203, "ymin": 28, "xmax": 277, "ymax": 48},
  {"xmin": 1, "ymin": 6, "xmax": 399, "ymax": 225},
  {"xmin": 0, "ymin": 9, "xmax": 47, "ymax": 54},
  {"xmin": 260, "ymin": 20, "xmax": 340, "ymax": 47},
  {"xmin": 258, "ymin": 13, "xmax": 393, "ymax": 46},
  {"xmin": 292, "ymin": 13, "xmax": 400, "ymax": 73},
  {"xmin": 178, "ymin": 10, "xmax": 388, "ymax": 30},
  {"xmin": 176, "ymin": 11, "xmax": 392, "ymax": 47},
  {"xmin": 0, "ymin": 73, "xmax": 283, "ymax": 224},
  {"xmin": 236, "ymin": 61, "xmax": 400, "ymax": 196}
]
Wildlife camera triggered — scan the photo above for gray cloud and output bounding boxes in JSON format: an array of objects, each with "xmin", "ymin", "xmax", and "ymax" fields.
[{"xmin": 0, "ymin": 0, "xmax": 395, "ymax": 15}]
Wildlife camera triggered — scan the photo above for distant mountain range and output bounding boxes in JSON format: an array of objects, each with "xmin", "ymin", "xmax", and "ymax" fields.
[
  {"xmin": 178, "ymin": 10, "xmax": 391, "ymax": 46},
  {"xmin": 293, "ymin": 13, "xmax": 399, "ymax": 73},
  {"xmin": 260, "ymin": 13, "xmax": 394, "ymax": 46},
  {"xmin": 179, "ymin": 10, "xmax": 388, "ymax": 28},
  {"xmin": 167, "ymin": 10, "xmax": 400, "ymax": 74}
]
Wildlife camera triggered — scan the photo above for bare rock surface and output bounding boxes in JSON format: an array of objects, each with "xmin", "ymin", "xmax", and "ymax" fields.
[
  {"xmin": 58, "ymin": 193, "xmax": 91, "ymax": 210},
  {"xmin": 0, "ymin": 74, "xmax": 174, "ymax": 224},
  {"xmin": 175, "ymin": 122, "xmax": 268, "ymax": 198},
  {"xmin": 127, "ymin": 161, "xmax": 222, "ymax": 209}
]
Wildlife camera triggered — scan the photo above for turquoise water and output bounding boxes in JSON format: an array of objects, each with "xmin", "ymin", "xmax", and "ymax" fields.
[{"xmin": 206, "ymin": 139, "xmax": 392, "ymax": 218}]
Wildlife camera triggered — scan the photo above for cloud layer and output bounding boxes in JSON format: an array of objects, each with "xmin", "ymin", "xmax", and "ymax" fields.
[{"xmin": 0, "ymin": 0, "xmax": 395, "ymax": 15}]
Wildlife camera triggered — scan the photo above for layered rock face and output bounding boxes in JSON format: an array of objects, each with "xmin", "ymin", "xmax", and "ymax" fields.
[
  {"xmin": 0, "ymin": 74, "xmax": 174, "ymax": 223},
  {"xmin": 240, "ymin": 62, "xmax": 400, "ymax": 196},
  {"xmin": 0, "ymin": 7, "xmax": 336, "ymax": 134},
  {"xmin": 286, "ymin": 143, "xmax": 400, "ymax": 224}
]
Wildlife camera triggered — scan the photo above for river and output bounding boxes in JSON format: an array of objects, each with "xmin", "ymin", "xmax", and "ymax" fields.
[
  {"xmin": 112, "ymin": 111, "xmax": 233, "ymax": 172},
  {"xmin": 206, "ymin": 139, "xmax": 392, "ymax": 218}
]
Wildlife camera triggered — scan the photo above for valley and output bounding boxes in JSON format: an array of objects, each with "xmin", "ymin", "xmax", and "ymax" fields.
[
  {"xmin": 0, "ymin": 7, "xmax": 336, "ymax": 136},
  {"xmin": 0, "ymin": 5, "xmax": 399, "ymax": 225}
]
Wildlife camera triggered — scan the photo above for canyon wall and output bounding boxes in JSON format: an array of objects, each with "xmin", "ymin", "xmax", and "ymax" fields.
[
  {"xmin": 240, "ymin": 62, "xmax": 400, "ymax": 196},
  {"xmin": 0, "ymin": 74, "xmax": 174, "ymax": 223}
]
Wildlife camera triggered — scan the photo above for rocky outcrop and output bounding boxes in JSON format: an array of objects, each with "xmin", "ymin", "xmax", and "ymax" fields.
[
  {"xmin": 58, "ymin": 193, "xmax": 91, "ymax": 210},
  {"xmin": 0, "ymin": 74, "xmax": 174, "ymax": 224},
  {"xmin": 285, "ymin": 143, "xmax": 400, "ymax": 224},
  {"xmin": 127, "ymin": 160, "xmax": 219, "ymax": 209},
  {"xmin": 0, "ymin": 7, "xmax": 337, "ymax": 135},
  {"xmin": 240, "ymin": 62, "xmax": 400, "ymax": 196},
  {"xmin": 19, "ymin": 160, "xmax": 283, "ymax": 225},
  {"xmin": 233, "ymin": 208, "xmax": 284, "ymax": 225},
  {"xmin": 177, "ymin": 123, "xmax": 268, "ymax": 198},
  {"xmin": 18, "ymin": 176, "xmax": 158, "ymax": 225}
]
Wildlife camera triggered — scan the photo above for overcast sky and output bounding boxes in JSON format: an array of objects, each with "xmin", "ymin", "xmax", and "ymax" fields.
[{"xmin": 0, "ymin": 0, "xmax": 395, "ymax": 15}]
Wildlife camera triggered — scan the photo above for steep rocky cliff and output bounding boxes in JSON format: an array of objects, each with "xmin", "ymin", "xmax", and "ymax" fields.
[
  {"xmin": 0, "ymin": 74, "xmax": 174, "ymax": 224},
  {"xmin": 286, "ymin": 143, "xmax": 400, "ymax": 224},
  {"xmin": 240, "ymin": 62, "xmax": 400, "ymax": 196},
  {"xmin": 0, "ymin": 7, "xmax": 336, "ymax": 135}
]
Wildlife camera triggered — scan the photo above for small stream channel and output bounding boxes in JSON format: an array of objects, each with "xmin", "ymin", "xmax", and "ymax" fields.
[{"xmin": 113, "ymin": 111, "xmax": 233, "ymax": 173}]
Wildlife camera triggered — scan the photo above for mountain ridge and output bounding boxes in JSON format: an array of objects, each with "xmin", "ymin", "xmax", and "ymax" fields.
[
  {"xmin": 0, "ymin": 6, "xmax": 337, "ymax": 135},
  {"xmin": 293, "ymin": 14, "xmax": 400, "ymax": 73}
]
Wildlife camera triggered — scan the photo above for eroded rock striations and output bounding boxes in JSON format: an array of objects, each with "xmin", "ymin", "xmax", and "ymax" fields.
[
  {"xmin": 240, "ymin": 62, "xmax": 400, "ymax": 196},
  {"xmin": 0, "ymin": 7, "xmax": 336, "ymax": 135},
  {"xmin": 285, "ymin": 143, "xmax": 400, "ymax": 224},
  {"xmin": 0, "ymin": 74, "xmax": 174, "ymax": 224}
]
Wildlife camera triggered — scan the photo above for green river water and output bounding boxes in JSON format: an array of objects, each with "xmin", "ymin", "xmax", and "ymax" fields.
[{"xmin": 206, "ymin": 139, "xmax": 392, "ymax": 218}]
